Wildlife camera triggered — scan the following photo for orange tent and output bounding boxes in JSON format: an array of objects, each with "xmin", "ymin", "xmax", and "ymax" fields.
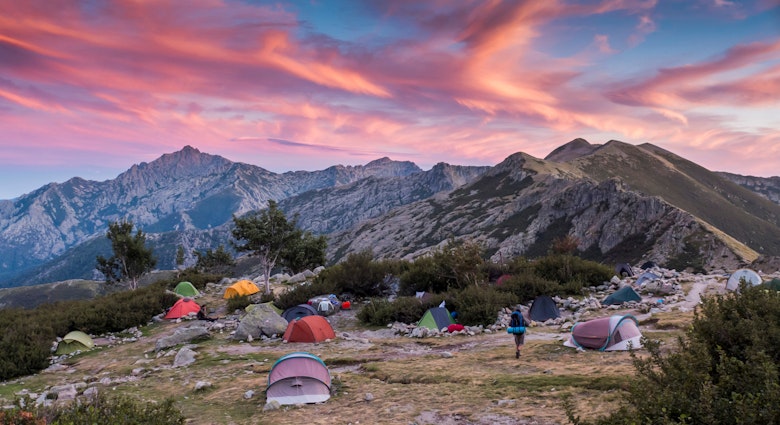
[
  {"xmin": 223, "ymin": 279, "xmax": 260, "ymax": 299},
  {"xmin": 282, "ymin": 315, "xmax": 336, "ymax": 343},
  {"xmin": 164, "ymin": 298, "xmax": 201, "ymax": 319}
]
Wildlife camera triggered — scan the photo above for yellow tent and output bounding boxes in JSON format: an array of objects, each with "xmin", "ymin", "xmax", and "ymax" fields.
[{"xmin": 223, "ymin": 279, "xmax": 261, "ymax": 299}]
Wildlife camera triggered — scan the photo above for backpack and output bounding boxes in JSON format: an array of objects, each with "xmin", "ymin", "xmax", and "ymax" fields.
[{"xmin": 507, "ymin": 311, "xmax": 526, "ymax": 334}]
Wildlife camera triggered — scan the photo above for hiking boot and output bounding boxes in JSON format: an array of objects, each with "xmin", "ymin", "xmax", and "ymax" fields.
[{"xmin": 515, "ymin": 350, "xmax": 520, "ymax": 359}]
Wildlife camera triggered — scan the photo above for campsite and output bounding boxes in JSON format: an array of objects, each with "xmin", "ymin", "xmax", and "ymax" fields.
[{"xmin": 0, "ymin": 266, "xmax": 776, "ymax": 425}]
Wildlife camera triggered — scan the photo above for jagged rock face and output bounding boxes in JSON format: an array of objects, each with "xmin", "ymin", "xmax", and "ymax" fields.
[
  {"xmin": 0, "ymin": 147, "xmax": 455, "ymax": 285},
  {"xmin": 718, "ymin": 172, "xmax": 780, "ymax": 205},
  {"xmin": 3, "ymin": 139, "xmax": 779, "ymax": 287}
]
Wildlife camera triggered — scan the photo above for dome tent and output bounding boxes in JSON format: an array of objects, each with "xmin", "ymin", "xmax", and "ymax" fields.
[
  {"xmin": 223, "ymin": 279, "xmax": 260, "ymax": 299},
  {"xmin": 55, "ymin": 330, "xmax": 95, "ymax": 355},
  {"xmin": 164, "ymin": 297, "xmax": 201, "ymax": 319},
  {"xmin": 282, "ymin": 304, "xmax": 319, "ymax": 322},
  {"xmin": 282, "ymin": 315, "xmax": 336, "ymax": 343},
  {"xmin": 174, "ymin": 281, "xmax": 199, "ymax": 297}
]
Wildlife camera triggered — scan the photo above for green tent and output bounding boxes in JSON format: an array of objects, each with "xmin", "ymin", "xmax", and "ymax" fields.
[
  {"xmin": 760, "ymin": 278, "xmax": 780, "ymax": 291},
  {"xmin": 603, "ymin": 286, "xmax": 641, "ymax": 305},
  {"xmin": 417, "ymin": 307, "xmax": 455, "ymax": 330},
  {"xmin": 55, "ymin": 331, "xmax": 94, "ymax": 355},
  {"xmin": 174, "ymin": 281, "xmax": 199, "ymax": 297}
]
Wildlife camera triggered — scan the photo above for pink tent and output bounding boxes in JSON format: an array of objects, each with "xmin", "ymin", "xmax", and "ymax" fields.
[
  {"xmin": 266, "ymin": 352, "xmax": 331, "ymax": 405},
  {"xmin": 563, "ymin": 315, "xmax": 643, "ymax": 351}
]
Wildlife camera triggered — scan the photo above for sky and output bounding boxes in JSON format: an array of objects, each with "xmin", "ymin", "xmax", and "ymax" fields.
[{"xmin": 1, "ymin": 0, "xmax": 779, "ymax": 200}]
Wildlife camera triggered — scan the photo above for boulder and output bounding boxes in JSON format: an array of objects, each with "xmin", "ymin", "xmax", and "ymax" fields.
[
  {"xmin": 233, "ymin": 303, "xmax": 288, "ymax": 341},
  {"xmin": 155, "ymin": 326, "xmax": 210, "ymax": 352},
  {"xmin": 174, "ymin": 347, "xmax": 197, "ymax": 367}
]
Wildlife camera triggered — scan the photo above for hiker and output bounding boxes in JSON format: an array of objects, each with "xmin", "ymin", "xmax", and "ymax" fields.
[{"xmin": 508, "ymin": 309, "xmax": 527, "ymax": 359}]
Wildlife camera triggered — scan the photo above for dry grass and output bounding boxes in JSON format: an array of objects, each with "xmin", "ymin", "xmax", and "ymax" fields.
[{"xmin": 0, "ymin": 284, "xmax": 705, "ymax": 425}]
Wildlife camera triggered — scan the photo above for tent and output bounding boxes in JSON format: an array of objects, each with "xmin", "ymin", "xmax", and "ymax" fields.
[
  {"xmin": 640, "ymin": 261, "xmax": 658, "ymax": 270},
  {"xmin": 564, "ymin": 315, "xmax": 643, "ymax": 351},
  {"xmin": 636, "ymin": 271, "xmax": 661, "ymax": 286},
  {"xmin": 602, "ymin": 286, "xmax": 641, "ymax": 305},
  {"xmin": 55, "ymin": 330, "xmax": 94, "ymax": 355},
  {"xmin": 283, "ymin": 315, "xmax": 336, "ymax": 343},
  {"xmin": 282, "ymin": 304, "xmax": 319, "ymax": 322},
  {"xmin": 266, "ymin": 352, "xmax": 331, "ymax": 405},
  {"xmin": 164, "ymin": 297, "xmax": 201, "ymax": 319},
  {"xmin": 174, "ymin": 281, "xmax": 199, "ymax": 297},
  {"xmin": 417, "ymin": 307, "xmax": 455, "ymax": 330},
  {"xmin": 726, "ymin": 269, "xmax": 762, "ymax": 291},
  {"xmin": 615, "ymin": 263, "xmax": 634, "ymax": 277},
  {"xmin": 223, "ymin": 279, "xmax": 260, "ymax": 299},
  {"xmin": 529, "ymin": 295, "xmax": 561, "ymax": 322}
]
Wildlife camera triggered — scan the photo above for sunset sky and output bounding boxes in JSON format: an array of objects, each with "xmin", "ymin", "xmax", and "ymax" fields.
[{"xmin": 1, "ymin": 0, "xmax": 779, "ymax": 199}]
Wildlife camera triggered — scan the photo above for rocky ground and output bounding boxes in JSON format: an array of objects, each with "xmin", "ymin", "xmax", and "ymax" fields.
[{"xmin": 1, "ymin": 266, "xmax": 772, "ymax": 425}]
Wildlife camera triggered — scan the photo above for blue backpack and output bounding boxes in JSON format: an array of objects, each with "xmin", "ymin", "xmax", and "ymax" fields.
[{"xmin": 507, "ymin": 311, "xmax": 526, "ymax": 334}]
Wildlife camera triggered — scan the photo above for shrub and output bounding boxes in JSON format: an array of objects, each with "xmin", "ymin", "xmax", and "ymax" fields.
[
  {"xmin": 569, "ymin": 285, "xmax": 780, "ymax": 425},
  {"xmin": 449, "ymin": 285, "xmax": 518, "ymax": 326},
  {"xmin": 533, "ymin": 255, "xmax": 612, "ymax": 288},
  {"xmin": 357, "ymin": 295, "xmax": 445, "ymax": 327},
  {"xmin": 226, "ymin": 295, "xmax": 252, "ymax": 312},
  {"xmin": 497, "ymin": 273, "xmax": 560, "ymax": 304},
  {"xmin": 317, "ymin": 250, "xmax": 405, "ymax": 298},
  {"xmin": 274, "ymin": 279, "xmax": 339, "ymax": 311},
  {"xmin": 399, "ymin": 256, "xmax": 446, "ymax": 295},
  {"xmin": 40, "ymin": 391, "xmax": 185, "ymax": 424}
]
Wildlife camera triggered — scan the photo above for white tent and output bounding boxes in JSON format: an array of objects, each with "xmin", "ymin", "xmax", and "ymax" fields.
[{"xmin": 726, "ymin": 269, "xmax": 762, "ymax": 292}]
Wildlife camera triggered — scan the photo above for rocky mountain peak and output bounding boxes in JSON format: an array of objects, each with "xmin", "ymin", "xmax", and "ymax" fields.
[{"xmin": 544, "ymin": 138, "xmax": 601, "ymax": 162}]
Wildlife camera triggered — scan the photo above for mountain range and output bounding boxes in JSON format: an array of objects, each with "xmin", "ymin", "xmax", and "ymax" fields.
[{"xmin": 2, "ymin": 140, "xmax": 780, "ymax": 288}]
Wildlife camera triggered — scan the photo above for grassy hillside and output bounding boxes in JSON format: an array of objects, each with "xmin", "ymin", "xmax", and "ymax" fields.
[{"xmin": 570, "ymin": 141, "xmax": 780, "ymax": 256}]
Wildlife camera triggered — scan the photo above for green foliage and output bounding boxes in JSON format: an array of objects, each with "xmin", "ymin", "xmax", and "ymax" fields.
[
  {"xmin": 399, "ymin": 239, "xmax": 486, "ymax": 294},
  {"xmin": 226, "ymin": 295, "xmax": 252, "ymax": 312},
  {"xmin": 193, "ymin": 244, "xmax": 235, "ymax": 274},
  {"xmin": 357, "ymin": 295, "xmax": 446, "ymax": 327},
  {"xmin": 571, "ymin": 286, "xmax": 780, "ymax": 425},
  {"xmin": 0, "ymin": 281, "xmax": 177, "ymax": 381},
  {"xmin": 274, "ymin": 279, "xmax": 339, "ymax": 311},
  {"xmin": 317, "ymin": 250, "xmax": 404, "ymax": 298},
  {"xmin": 232, "ymin": 200, "xmax": 326, "ymax": 294},
  {"xmin": 449, "ymin": 285, "xmax": 518, "ymax": 326},
  {"xmin": 496, "ymin": 273, "xmax": 560, "ymax": 304},
  {"xmin": 281, "ymin": 231, "xmax": 327, "ymax": 274},
  {"xmin": 533, "ymin": 254, "xmax": 612, "ymax": 287},
  {"xmin": 40, "ymin": 391, "xmax": 185, "ymax": 424},
  {"xmin": 96, "ymin": 220, "xmax": 157, "ymax": 290},
  {"xmin": 165, "ymin": 270, "xmax": 223, "ymax": 291}
]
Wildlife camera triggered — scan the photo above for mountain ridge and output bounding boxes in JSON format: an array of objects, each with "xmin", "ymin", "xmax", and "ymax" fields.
[{"xmin": 3, "ymin": 139, "xmax": 780, "ymax": 288}]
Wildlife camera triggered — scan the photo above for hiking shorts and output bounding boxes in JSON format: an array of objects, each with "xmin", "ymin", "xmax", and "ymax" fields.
[{"xmin": 514, "ymin": 332, "xmax": 525, "ymax": 346}]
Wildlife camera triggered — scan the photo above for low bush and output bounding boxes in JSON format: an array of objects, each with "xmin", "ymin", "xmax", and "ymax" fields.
[
  {"xmin": 0, "ymin": 281, "xmax": 178, "ymax": 381},
  {"xmin": 317, "ymin": 250, "xmax": 406, "ymax": 298},
  {"xmin": 450, "ymin": 285, "xmax": 518, "ymax": 326},
  {"xmin": 357, "ymin": 295, "xmax": 445, "ymax": 327},
  {"xmin": 274, "ymin": 279, "xmax": 339, "ymax": 311},
  {"xmin": 568, "ymin": 285, "xmax": 780, "ymax": 425},
  {"xmin": 37, "ymin": 391, "xmax": 185, "ymax": 424},
  {"xmin": 496, "ymin": 273, "xmax": 560, "ymax": 303},
  {"xmin": 226, "ymin": 295, "xmax": 251, "ymax": 312},
  {"xmin": 532, "ymin": 254, "xmax": 612, "ymax": 288}
]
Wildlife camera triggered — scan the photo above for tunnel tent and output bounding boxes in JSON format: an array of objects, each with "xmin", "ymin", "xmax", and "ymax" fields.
[
  {"xmin": 266, "ymin": 352, "xmax": 331, "ymax": 405},
  {"xmin": 564, "ymin": 315, "xmax": 643, "ymax": 351},
  {"xmin": 726, "ymin": 269, "xmax": 762, "ymax": 292}
]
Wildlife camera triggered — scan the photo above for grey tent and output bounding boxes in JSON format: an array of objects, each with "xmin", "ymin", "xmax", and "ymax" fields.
[
  {"xmin": 282, "ymin": 304, "xmax": 319, "ymax": 322},
  {"xmin": 615, "ymin": 263, "xmax": 634, "ymax": 277},
  {"xmin": 636, "ymin": 271, "xmax": 661, "ymax": 286},
  {"xmin": 417, "ymin": 307, "xmax": 455, "ymax": 330},
  {"xmin": 603, "ymin": 286, "xmax": 641, "ymax": 305},
  {"xmin": 529, "ymin": 295, "xmax": 561, "ymax": 322}
]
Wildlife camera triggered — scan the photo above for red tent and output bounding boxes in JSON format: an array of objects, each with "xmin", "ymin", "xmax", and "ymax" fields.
[
  {"xmin": 282, "ymin": 315, "xmax": 336, "ymax": 343},
  {"xmin": 164, "ymin": 297, "xmax": 201, "ymax": 319}
]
